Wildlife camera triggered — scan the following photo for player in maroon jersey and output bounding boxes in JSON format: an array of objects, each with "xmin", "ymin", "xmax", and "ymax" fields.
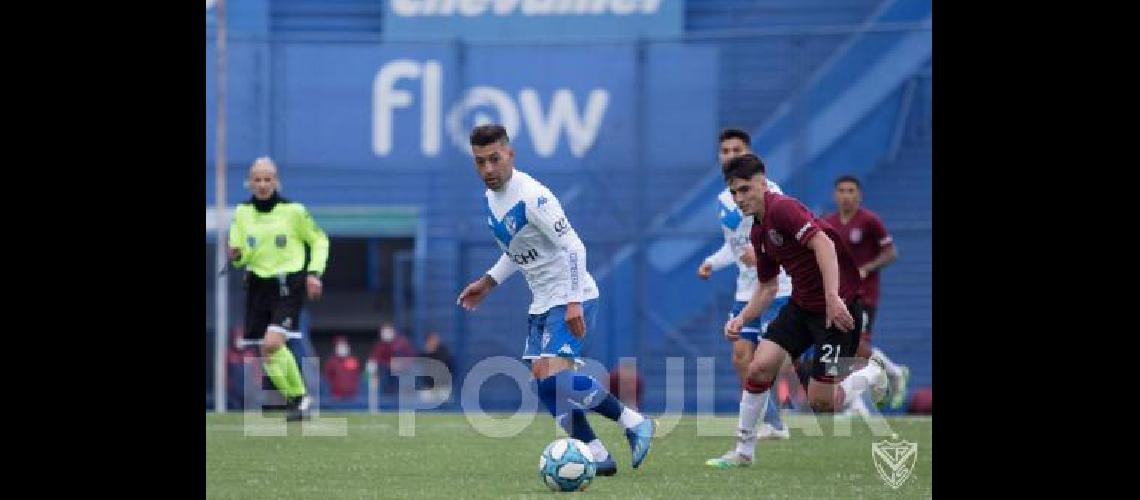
[
  {"xmin": 823, "ymin": 175, "xmax": 910, "ymax": 409},
  {"xmin": 722, "ymin": 154, "xmax": 888, "ymax": 417}
]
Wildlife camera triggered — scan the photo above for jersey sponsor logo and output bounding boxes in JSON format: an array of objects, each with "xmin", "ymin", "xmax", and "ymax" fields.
[
  {"xmin": 559, "ymin": 344, "xmax": 575, "ymax": 356},
  {"xmin": 247, "ymin": 236, "xmax": 257, "ymax": 248},
  {"xmin": 768, "ymin": 229, "xmax": 784, "ymax": 246},
  {"xmin": 730, "ymin": 234, "xmax": 749, "ymax": 251},
  {"xmin": 850, "ymin": 228, "xmax": 863, "ymax": 244},
  {"xmin": 511, "ymin": 248, "xmax": 540, "ymax": 265},
  {"xmin": 553, "ymin": 217, "xmax": 570, "ymax": 236},
  {"xmin": 537, "ymin": 195, "xmax": 548, "ymax": 208}
]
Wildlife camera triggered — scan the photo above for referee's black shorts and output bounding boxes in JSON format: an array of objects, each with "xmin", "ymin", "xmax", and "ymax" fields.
[{"xmin": 244, "ymin": 271, "xmax": 306, "ymax": 342}]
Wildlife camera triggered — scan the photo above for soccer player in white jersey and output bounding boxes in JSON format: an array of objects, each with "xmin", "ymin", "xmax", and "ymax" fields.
[
  {"xmin": 457, "ymin": 124, "xmax": 655, "ymax": 476},
  {"xmin": 701, "ymin": 129, "xmax": 792, "ymax": 469}
]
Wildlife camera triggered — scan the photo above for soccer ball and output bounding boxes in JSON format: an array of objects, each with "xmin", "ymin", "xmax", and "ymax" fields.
[{"xmin": 538, "ymin": 438, "xmax": 596, "ymax": 492}]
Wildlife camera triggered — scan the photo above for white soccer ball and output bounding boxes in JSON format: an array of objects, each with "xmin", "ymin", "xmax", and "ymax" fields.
[{"xmin": 538, "ymin": 438, "xmax": 596, "ymax": 492}]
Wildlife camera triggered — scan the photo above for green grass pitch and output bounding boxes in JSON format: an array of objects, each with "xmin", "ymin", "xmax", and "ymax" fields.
[{"xmin": 207, "ymin": 412, "xmax": 931, "ymax": 499}]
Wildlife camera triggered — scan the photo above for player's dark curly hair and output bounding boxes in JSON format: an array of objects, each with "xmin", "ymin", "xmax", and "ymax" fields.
[
  {"xmin": 718, "ymin": 128, "xmax": 751, "ymax": 146},
  {"xmin": 722, "ymin": 153, "xmax": 766, "ymax": 182},
  {"xmin": 834, "ymin": 175, "xmax": 862, "ymax": 190},
  {"xmin": 470, "ymin": 124, "xmax": 510, "ymax": 147}
]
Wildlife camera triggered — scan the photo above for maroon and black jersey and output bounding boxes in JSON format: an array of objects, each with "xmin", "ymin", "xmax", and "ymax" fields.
[{"xmin": 751, "ymin": 191, "xmax": 862, "ymax": 313}]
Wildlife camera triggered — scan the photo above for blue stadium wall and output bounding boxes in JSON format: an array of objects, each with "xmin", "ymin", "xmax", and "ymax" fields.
[{"xmin": 206, "ymin": 0, "xmax": 931, "ymax": 413}]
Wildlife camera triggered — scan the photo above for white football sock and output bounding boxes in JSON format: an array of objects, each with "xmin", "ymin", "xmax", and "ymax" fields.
[{"xmin": 619, "ymin": 407, "xmax": 645, "ymax": 429}]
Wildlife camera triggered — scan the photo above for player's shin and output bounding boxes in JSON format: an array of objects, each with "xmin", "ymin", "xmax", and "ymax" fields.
[
  {"xmin": 537, "ymin": 377, "xmax": 612, "ymax": 463},
  {"xmin": 263, "ymin": 347, "xmax": 305, "ymax": 398},
  {"xmin": 737, "ymin": 378, "xmax": 773, "ymax": 455},
  {"xmin": 550, "ymin": 370, "xmax": 644, "ymax": 429}
]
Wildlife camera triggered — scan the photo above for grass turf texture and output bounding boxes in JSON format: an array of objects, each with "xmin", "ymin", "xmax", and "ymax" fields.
[{"xmin": 207, "ymin": 412, "xmax": 931, "ymax": 499}]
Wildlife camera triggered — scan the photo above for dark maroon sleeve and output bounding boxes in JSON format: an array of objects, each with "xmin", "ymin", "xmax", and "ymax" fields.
[
  {"xmin": 868, "ymin": 213, "xmax": 894, "ymax": 248},
  {"xmin": 770, "ymin": 198, "xmax": 821, "ymax": 246}
]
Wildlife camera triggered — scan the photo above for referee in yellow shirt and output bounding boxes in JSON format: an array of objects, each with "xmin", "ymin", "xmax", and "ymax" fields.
[{"xmin": 228, "ymin": 157, "xmax": 329, "ymax": 421}]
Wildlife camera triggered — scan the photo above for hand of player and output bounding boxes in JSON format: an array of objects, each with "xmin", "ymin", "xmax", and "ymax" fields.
[
  {"xmin": 566, "ymin": 302, "xmax": 586, "ymax": 338},
  {"xmin": 227, "ymin": 246, "xmax": 241, "ymax": 261},
  {"xmin": 457, "ymin": 276, "xmax": 494, "ymax": 311},
  {"xmin": 824, "ymin": 294, "xmax": 854, "ymax": 332},
  {"xmin": 697, "ymin": 262, "xmax": 713, "ymax": 280},
  {"xmin": 306, "ymin": 275, "xmax": 323, "ymax": 300},
  {"xmin": 739, "ymin": 245, "xmax": 757, "ymax": 267},
  {"xmin": 724, "ymin": 316, "xmax": 743, "ymax": 341}
]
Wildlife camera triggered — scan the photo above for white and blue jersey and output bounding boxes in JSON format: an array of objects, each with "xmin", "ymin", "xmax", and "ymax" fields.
[
  {"xmin": 482, "ymin": 169, "xmax": 599, "ymax": 360},
  {"xmin": 703, "ymin": 180, "xmax": 793, "ymax": 342}
]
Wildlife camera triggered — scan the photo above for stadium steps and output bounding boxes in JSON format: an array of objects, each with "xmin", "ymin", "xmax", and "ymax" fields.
[
  {"xmin": 270, "ymin": 0, "xmax": 384, "ymax": 34},
  {"xmin": 686, "ymin": 0, "xmax": 886, "ymax": 130},
  {"xmin": 856, "ymin": 95, "xmax": 931, "ymax": 393}
]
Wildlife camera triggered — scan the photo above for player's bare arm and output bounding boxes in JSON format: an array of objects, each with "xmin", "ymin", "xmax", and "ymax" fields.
[
  {"xmin": 457, "ymin": 274, "xmax": 498, "ymax": 311},
  {"xmin": 806, "ymin": 232, "xmax": 854, "ymax": 331},
  {"xmin": 859, "ymin": 245, "xmax": 898, "ymax": 279},
  {"xmin": 697, "ymin": 261, "xmax": 713, "ymax": 279},
  {"xmin": 698, "ymin": 239, "xmax": 732, "ymax": 280}
]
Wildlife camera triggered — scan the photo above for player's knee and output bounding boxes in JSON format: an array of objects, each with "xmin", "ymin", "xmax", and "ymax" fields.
[
  {"xmin": 531, "ymin": 363, "xmax": 546, "ymax": 380},
  {"xmin": 745, "ymin": 362, "xmax": 775, "ymax": 385},
  {"xmin": 262, "ymin": 332, "xmax": 285, "ymax": 355},
  {"xmin": 531, "ymin": 358, "xmax": 570, "ymax": 380},
  {"xmin": 745, "ymin": 369, "xmax": 771, "ymax": 385},
  {"xmin": 732, "ymin": 350, "xmax": 751, "ymax": 373}
]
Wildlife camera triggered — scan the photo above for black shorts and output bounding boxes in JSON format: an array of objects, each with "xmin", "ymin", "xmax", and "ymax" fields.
[
  {"xmin": 764, "ymin": 299, "xmax": 864, "ymax": 384},
  {"xmin": 244, "ymin": 272, "xmax": 306, "ymax": 343}
]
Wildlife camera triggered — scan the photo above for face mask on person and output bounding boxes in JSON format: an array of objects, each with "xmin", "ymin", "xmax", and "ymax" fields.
[
  {"xmin": 335, "ymin": 343, "xmax": 350, "ymax": 357},
  {"xmin": 381, "ymin": 327, "xmax": 396, "ymax": 342}
]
